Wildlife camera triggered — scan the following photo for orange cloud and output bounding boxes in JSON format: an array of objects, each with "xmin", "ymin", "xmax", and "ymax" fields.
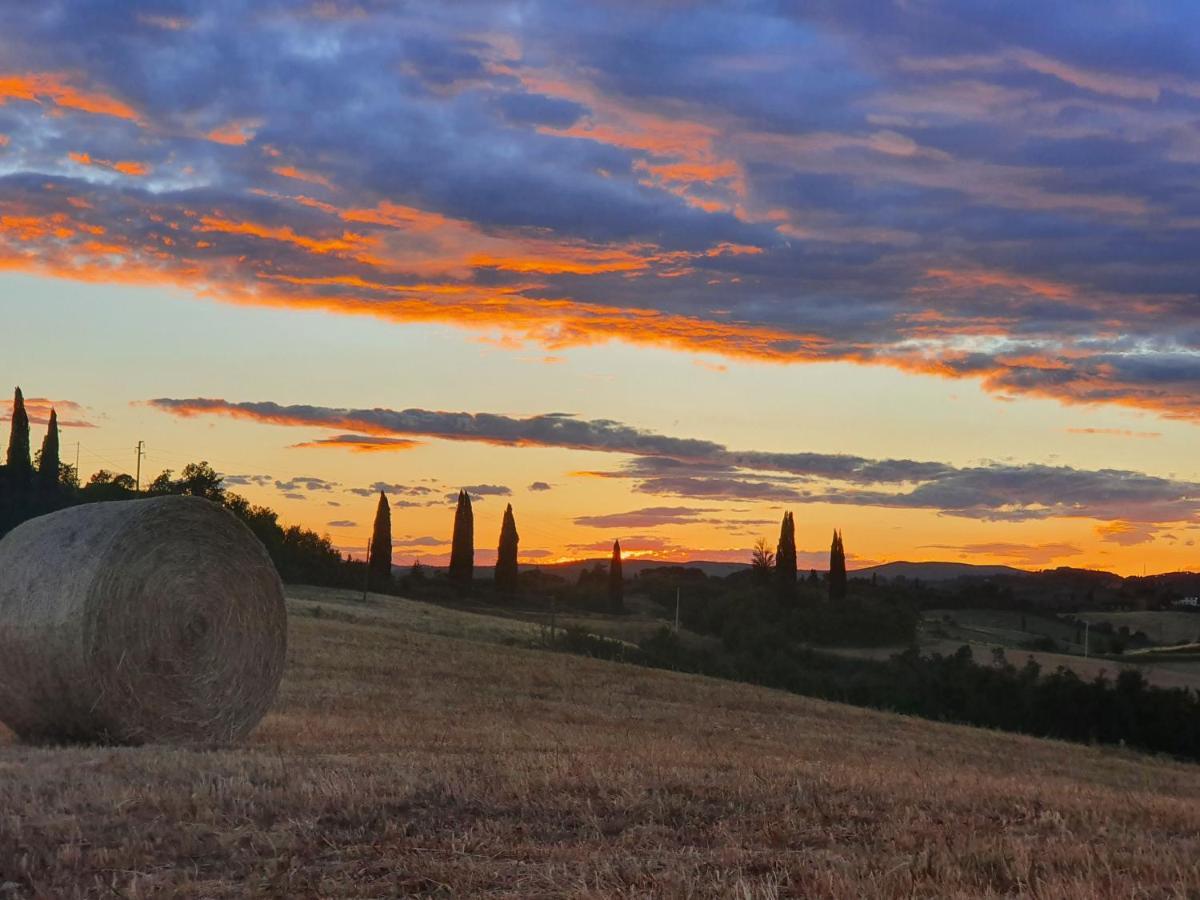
[
  {"xmin": 923, "ymin": 266, "xmax": 1075, "ymax": 301},
  {"xmin": 69, "ymin": 152, "xmax": 149, "ymax": 176},
  {"xmin": 1067, "ymin": 427, "xmax": 1162, "ymax": 439},
  {"xmin": 206, "ymin": 119, "xmax": 261, "ymax": 146},
  {"xmin": 342, "ymin": 201, "xmax": 452, "ymax": 231},
  {"xmin": 5, "ymin": 179, "xmax": 1196, "ymax": 423},
  {"xmin": 0, "ymin": 397, "xmax": 94, "ymax": 428},
  {"xmin": 196, "ymin": 215, "xmax": 375, "ymax": 258},
  {"xmin": 1095, "ymin": 521, "xmax": 1160, "ymax": 546},
  {"xmin": 271, "ymin": 164, "xmax": 334, "ymax": 190},
  {"xmin": 467, "ymin": 252, "xmax": 648, "ymax": 275},
  {"xmin": 704, "ymin": 242, "xmax": 762, "ymax": 257},
  {"xmin": 0, "ymin": 72, "xmax": 139, "ymax": 122},
  {"xmin": 635, "ymin": 159, "xmax": 742, "ymax": 184},
  {"xmin": 290, "ymin": 435, "xmax": 422, "ymax": 452},
  {"xmin": 900, "ymin": 49, "xmax": 1199, "ymax": 102},
  {"xmin": 495, "ymin": 62, "xmax": 749, "ymax": 213}
]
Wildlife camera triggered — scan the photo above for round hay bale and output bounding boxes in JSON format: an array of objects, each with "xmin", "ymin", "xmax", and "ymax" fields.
[{"xmin": 0, "ymin": 495, "xmax": 287, "ymax": 745}]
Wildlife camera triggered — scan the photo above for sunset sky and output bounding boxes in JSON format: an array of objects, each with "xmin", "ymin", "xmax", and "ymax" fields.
[{"xmin": 5, "ymin": 2, "xmax": 1200, "ymax": 574}]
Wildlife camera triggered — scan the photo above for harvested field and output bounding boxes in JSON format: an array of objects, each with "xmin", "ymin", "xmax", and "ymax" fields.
[{"xmin": 2, "ymin": 587, "xmax": 1199, "ymax": 897}]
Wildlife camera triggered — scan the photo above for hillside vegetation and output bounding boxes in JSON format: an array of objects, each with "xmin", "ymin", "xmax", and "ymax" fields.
[{"xmin": 2, "ymin": 588, "xmax": 1200, "ymax": 897}]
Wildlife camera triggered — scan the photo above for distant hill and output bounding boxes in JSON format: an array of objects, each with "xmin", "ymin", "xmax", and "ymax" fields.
[
  {"xmin": 850, "ymin": 561, "xmax": 1029, "ymax": 582},
  {"xmin": 400, "ymin": 557, "xmax": 1155, "ymax": 590},
  {"xmin": 533, "ymin": 558, "xmax": 749, "ymax": 582},
  {"xmin": 395, "ymin": 559, "xmax": 750, "ymax": 581}
]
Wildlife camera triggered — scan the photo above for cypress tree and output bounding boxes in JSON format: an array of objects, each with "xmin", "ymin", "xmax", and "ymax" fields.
[
  {"xmin": 608, "ymin": 539, "xmax": 624, "ymax": 614},
  {"xmin": 4, "ymin": 387, "xmax": 31, "ymax": 530},
  {"xmin": 829, "ymin": 529, "xmax": 847, "ymax": 602},
  {"xmin": 495, "ymin": 503, "xmax": 519, "ymax": 595},
  {"xmin": 38, "ymin": 408, "xmax": 60, "ymax": 493},
  {"xmin": 448, "ymin": 489, "xmax": 474, "ymax": 587},
  {"xmin": 775, "ymin": 511, "xmax": 797, "ymax": 595},
  {"xmin": 7, "ymin": 387, "xmax": 31, "ymax": 480},
  {"xmin": 367, "ymin": 490, "xmax": 392, "ymax": 591}
]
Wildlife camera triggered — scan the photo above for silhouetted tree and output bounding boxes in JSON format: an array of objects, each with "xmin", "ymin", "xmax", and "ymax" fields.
[
  {"xmin": 608, "ymin": 539, "xmax": 624, "ymax": 613},
  {"xmin": 829, "ymin": 529, "xmax": 847, "ymax": 602},
  {"xmin": 6, "ymin": 387, "xmax": 31, "ymax": 481},
  {"xmin": 495, "ymin": 503, "xmax": 519, "ymax": 595},
  {"xmin": 448, "ymin": 489, "xmax": 474, "ymax": 587},
  {"xmin": 775, "ymin": 511, "xmax": 797, "ymax": 597},
  {"xmin": 751, "ymin": 538, "xmax": 775, "ymax": 583},
  {"xmin": 82, "ymin": 469, "xmax": 136, "ymax": 501},
  {"xmin": 367, "ymin": 490, "xmax": 392, "ymax": 591},
  {"xmin": 149, "ymin": 461, "xmax": 225, "ymax": 502},
  {"xmin": 37, "ymin": 408, "xmax": 60, "ymax": 495}
]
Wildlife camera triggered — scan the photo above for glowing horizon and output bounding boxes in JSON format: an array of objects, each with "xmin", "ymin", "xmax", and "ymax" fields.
[{"xmin": 5, "ymin": 3, "xmax": 1200, "ymax": 576}]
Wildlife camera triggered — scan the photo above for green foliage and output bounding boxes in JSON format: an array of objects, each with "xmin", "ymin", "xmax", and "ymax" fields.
[
  {"xmin": 652, "ymin": 567, "xmax": 918, "ymax": 649},
  {"xmin": 625, "ymin": 627, "xmax": 1200, "ymax": 762},
  {"xmin": 545, "ymin": 626, "xmax": 631, "ymax": 661}
]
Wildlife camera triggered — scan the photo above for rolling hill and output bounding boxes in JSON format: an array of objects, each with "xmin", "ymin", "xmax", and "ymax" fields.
[
  {"xmin": 2, "ymin": 586, "xmax": 1199, "ymax": 896},
  {"xmin": 850, "ymin": 560, "xmax": 1030, "ymax": 582}
]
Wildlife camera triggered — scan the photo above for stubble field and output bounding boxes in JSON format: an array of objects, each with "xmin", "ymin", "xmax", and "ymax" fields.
[{"xmin": 2, "ymin": 588, "xmax": 1200, "ymax": 897}]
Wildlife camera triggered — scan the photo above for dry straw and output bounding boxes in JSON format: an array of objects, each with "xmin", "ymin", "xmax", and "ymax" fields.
[{"xmin": 0, "ymin": 496, "xmax": 287, "ymax": 745}]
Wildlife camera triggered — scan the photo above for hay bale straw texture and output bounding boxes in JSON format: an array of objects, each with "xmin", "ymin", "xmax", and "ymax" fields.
[{"xmin": 0, "ymin": 496, "xmax": 287, "ymax": 745}]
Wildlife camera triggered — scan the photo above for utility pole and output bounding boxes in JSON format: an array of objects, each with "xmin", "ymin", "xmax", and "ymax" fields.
[
  {"xmin": 1084, "ymin": 620, "xmax": 1090, "ymax": 659},
  {"xmin": 134, "ymin": 441, "xmax": 145, "ymax": 492},
  {"xmin": 674, "ymin": 587, "xmax": 681, "ymax": 633}
]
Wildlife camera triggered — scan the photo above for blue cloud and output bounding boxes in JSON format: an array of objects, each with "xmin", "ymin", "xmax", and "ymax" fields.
[{"xmin": 3, "ymin": 1, "xmax": 1200, "ymax": 416}]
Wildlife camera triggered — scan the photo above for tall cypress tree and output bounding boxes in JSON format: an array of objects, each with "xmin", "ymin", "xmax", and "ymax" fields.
[
  {"xmin": 829, "ymin": 529, "xmax": 847, "ymax": 602},
  {"xmin": 608, "ymin": 539, "xmax": 624, "ymax": 614},
  {"xmin": 495, "ymin": 503, "xmax": 519, "ymax": 595},
  {"xmin": 7, "ymin": 387, "xmax": 31, "ymax": 481},
  {"xmin": 448, "ymin": 489, "xmax": 474, "ymax": 587},
  {"xmin": 38, "ymin": 408, "xmax": 60, "ymax": 493},
  {"xmin": 367, "ymin": 490, "xmax": 392, "ymax": 591},
  {"xmin": 775, "ymin": 511, "xmax": 797, "ymax": 595}
]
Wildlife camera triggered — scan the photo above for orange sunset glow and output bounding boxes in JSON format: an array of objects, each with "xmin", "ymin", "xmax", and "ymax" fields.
[
  {"xmin": 10, "ymin": 8, "xmax": 1200, "ymax": 896},
  {"xmin": 5, "ymin": 2, "xmax": 1200, "ymax": 578}
]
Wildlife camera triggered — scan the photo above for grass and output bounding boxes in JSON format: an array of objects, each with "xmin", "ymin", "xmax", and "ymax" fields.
[
  {"xmin": 927, "ymin": 608, "xmax": 1082, "ymax": 648},
  {"xmin": 1080, "ymin": 610, "xmax": 1200, "ymax": 646},
  {"xmin": 286, "ymin": 584, "xmax": 546, "ymax": 646},
  {"xmin": 3, "ymin": 587, "xmax": 1200, "ymax": 896}
]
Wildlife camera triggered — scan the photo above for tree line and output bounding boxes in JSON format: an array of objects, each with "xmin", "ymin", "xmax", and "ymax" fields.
[
  {"xmin": 365, "ymin": 486, "xmax": 626, "ymax": 613},
  {"xmin": 753, "ymin": 511, "xmax": 850, "ymax": 604},
  {"xmin": 0, "ymin": 387, "xmax": 357, "ymax": 586},
  {"xmin": 0, "ymin": 386, "xmax": 628, "ymax": 608},
  {"xmin": 0, "ymin": 388, "xmax": 72, "ymax": 535},
  {"xmin": 9, "ymin": 385, "xmax": 1197, "ymax": 763},
  {"xmin": 2, "ymin": 385, "xmax": 854, "ymax": 622}
]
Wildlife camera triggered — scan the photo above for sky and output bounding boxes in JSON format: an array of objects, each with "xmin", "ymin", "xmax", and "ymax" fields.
[{"xmin": 4, "ymin": 1, "xmax": 1200, "ymax": 574}]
